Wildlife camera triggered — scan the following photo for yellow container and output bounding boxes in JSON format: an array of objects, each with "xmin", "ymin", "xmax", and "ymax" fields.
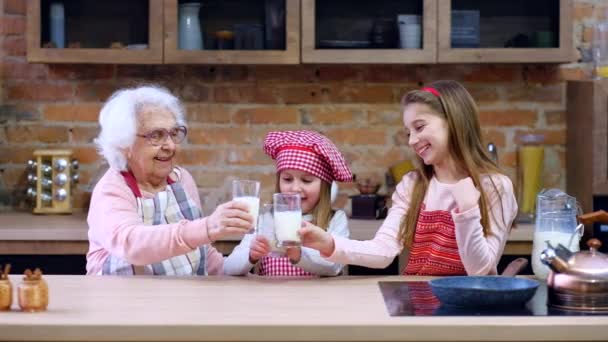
[
  {"xmin": 390, "ymin": 160, "xmax": 414, "ymax": 183},
  {"xmin": 518, "ymin": 143, "xmax": 544, "ymax": 217}
]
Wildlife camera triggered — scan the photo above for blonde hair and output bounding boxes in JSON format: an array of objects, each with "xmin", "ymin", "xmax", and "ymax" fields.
[
  {"xmin": 398, "ymin": 80, "xmax": 505, "ymax": 248},
  {"xmin": 275, "ymin": 175, "xmax": 334, "ymax": 230}
]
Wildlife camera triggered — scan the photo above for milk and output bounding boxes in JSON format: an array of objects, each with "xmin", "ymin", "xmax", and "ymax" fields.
[
  {"xmin": 531, "ymin": 230, "xmax": 580, "ymax": 281},
  {"xmin": 274, "ymin": 211, "xmax": 301, "ymax": 246},
  {"xmin": 233, "ymin": 196, "xmax": 259, "ymax": 233}
]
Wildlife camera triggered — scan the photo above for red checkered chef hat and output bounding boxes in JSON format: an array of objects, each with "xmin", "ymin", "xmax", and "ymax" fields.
[{"xmin": 263, "ymin": 130, "xmax": 353, "ymax": 184}]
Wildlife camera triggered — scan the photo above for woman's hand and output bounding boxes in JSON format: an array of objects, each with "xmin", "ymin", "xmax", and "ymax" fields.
[
  {"xmin": 249, "ymin": 235, "xmax": 271, "ymax": 264},
  {"xmin": 298, "ymin": 221, "xmax": 335, "ymax": 257},
  {"xmin": 206, "ymin": 201, "xmax": 253, "ymax": 241}
]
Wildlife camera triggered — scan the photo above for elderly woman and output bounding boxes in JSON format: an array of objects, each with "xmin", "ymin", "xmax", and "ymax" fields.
[{"xmin": 86, "ymin": 85, "xmax": 252, "ymax": 276}]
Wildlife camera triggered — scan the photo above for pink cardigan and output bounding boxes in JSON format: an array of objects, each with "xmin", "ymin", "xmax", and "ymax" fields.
[
  {"xmin": 326, "ymin": 172, "xmax": 518, "ymax": 275},
  {"xmin": 86, "ymin": 167, "xmax": 224, "ymax": 275}
]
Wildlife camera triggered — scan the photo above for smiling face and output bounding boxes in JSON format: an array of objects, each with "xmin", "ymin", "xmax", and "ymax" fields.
[
  {"xmin": 127, "ymin": 106, "xmax": 179, "ymax": 188},
  {"xmin": 278, "ymin": 169, "xmax": 322, "ymax": 214},
  {"xmin": 403, "ymin": 102, "xmax": 451, "ymax": 167}
]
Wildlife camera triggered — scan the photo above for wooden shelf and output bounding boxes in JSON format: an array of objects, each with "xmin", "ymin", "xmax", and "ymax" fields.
[
  {"xmin": 27, "ymin": 0, "xmax": 164, "ymax": 64},
  {"xmin": 437, "ymin": 0, "xmax": 574, "ymax": 63},
  {"xmin": 163, "ymin": 0, "xmax": 300, "ymax": 64},
  {"xmin": 301, "ymin": 0, "xmax": 437, "ymax": 64}
]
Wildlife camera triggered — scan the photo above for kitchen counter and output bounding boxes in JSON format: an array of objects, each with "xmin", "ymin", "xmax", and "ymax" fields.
[
  {"xmin": 0, "ymin": 275, "xmax": 606, "ymax": 342},
  {"xmin": 0, "ymin": 212, "xmax": 534, "ymax": 255}
]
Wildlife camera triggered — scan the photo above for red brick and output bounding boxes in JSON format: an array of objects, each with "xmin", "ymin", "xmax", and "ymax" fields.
[
  {"xmin": 224, "ymin": 148, "xmax": 270, "ymax": 166},
  {"xmin": 465, "ymin": 86, "xmax": 500, "ymax": 103},
  {"xmin": 182, "ymin": 66, "xmax": 217, "ymax": 82},
  {"xmin": 4, "ymin": 0, "xmax": 26, "ymax": 14},
  {"xmin": 71, "ymin": 147, "xmax": 102, "ymax": 164},
  {"xmin": 189, "ymin": 170, "xmax": 235, "ymax": 188},
  {"xmin": 71, "ymin": 126, "xmax": 100, "ymax": 143},
  {"xmin": 573, "ymin": 3, "xmax": 594, "ymax": 21},
  {"xmin": 479, "ymin": 110, "xmax": 538, "ymax": 127},
  {"xmin": 323, "ymin": 128, "xmax": 386, "ymax": 145},
  {"xmin": 5, "ymin": 125, "xmax": 69, "ymax": 144},
  {"xmin": 392, "ymin": 129, "xmax": 408, "ymax": 146},
  {"xmin": 214, "ymin": 86, "xmax": 278, "ymax": 104},
  {"xmin": 515, "ymin": 129, "xmax": 566, "ymax": 146},
  {"xmin": 117, "ymin": 65, "xmax": 184, "ymax": 81},
  {"xmin": 2, "ymin": 36, "xmax": 25, "ymax": 56},
  {"xmin": 281, "ymin": 85, "xmax": 327, "ymax": 104},
  {"xmin": 233, "ymin": 107, "xmax": 299, "ymax": 124},
  {"xmin": 166, "ymin": 83, "xmax": 209, "ymax": 102},
  {"xmin": 464, "ymin": 65, "xmax": 523, "ymax": 83},
  {"xmin": 481, "ymin": 129, "xmax": 506, "ymax": 148},
  {"xmin": 317, "ymin": 66, "xmax": 360, "ymax": 82},
  {"xmin": 175, "ymin": 148, "xmax": 223, "ymax": 166},
  {"xmin": 0, "ymin": 16, "xmax": 25, "ymax": 35},
  {"xmin": 252, "ymin": 66, "xmax": 317, "ymax": 83},
  {"xmin": 350, "ymin": 147, "xmax": 409, "ymax": 169},
  {"xmin": 219, "ymin": 66, "xmax": 250, "ymax": 82},
  {"xmin": 545, "ymin": 110, "xmax": 566, "ymax": 126},
  {"xmin": 185, "ymin": 104, "xmax": 231, "ymax": 123},
  {"xmin": 303, "ymin": 108, "xmax": 365, "ymax": 125},
  {"xmin": 48, "ymin": 65, "xmax": 114, "ymax": 80},
  {"xmin": 74, "ymin": 83, "xmax": 116, "ymax": 101},
  {"xmin": 367, "ymin": 106, "xmax": 402, "ymax": 126},
  {"xmin": 43, "ymin": 103, "xmax": 101, "ymax": 122},
  {"xmin": 362, "ymin": 65, "xmax": 418, "ymax": 83},
  {"xmin": 598, "ymin": 5, "xmax": 608, "ymax": 20},
  {"xmin": 0, "ymin": 146, "xmax": 35, "ymax": 164},
  {"xmin": 524, "ymin": 65, "xmax": 560, "ymax": 84},
  {"xmin": 6, "ymin": 83, "xmax": 73, "ymax": 101},
  {"xmin": 188, "ymin": 127, "xmax": 253, "ymax": 145},
  {"xmin": 328, "ymin": 85, "xmax": 395, "ymax": 103},
  {"xmin": 500, "ymin": 151, "xmax": 517, "ymax": 169},
  {"xmin": 505, "ymin": 84, "xmax": 564, "ymax": 103},
  {"xmin": 1, "ymin": 60, "xmax": 48, "ymax": 80}
]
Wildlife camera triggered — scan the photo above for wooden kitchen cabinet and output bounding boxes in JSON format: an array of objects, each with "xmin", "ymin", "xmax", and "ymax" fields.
[
  {"xmin": 27, "ymin": 0, "xmax": 164, "ymax": 64},
  {"xmin": 437, "ymin": 0, "xmax": 574, "ymax": 63},
  {"xmin": 163, "ymin": 0, "xmax": 300, "ymax": 64},
  {"xmin": 566, "ymin": 80, "xmax": 608, "ymax": 214},
  {"xmin": 301, "ymin": 0, "xmax": 437, "ymax": 64}
]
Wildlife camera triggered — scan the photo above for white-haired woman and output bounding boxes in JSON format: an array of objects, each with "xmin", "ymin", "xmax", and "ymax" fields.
[{"xmin": 86, "ymin": 85, "xmax": 253, "ymax": 275}]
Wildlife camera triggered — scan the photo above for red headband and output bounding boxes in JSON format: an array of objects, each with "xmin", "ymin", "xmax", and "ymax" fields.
[{"xmin": 422, "ymin": 87, "xmax": 440, "ymax": 97}]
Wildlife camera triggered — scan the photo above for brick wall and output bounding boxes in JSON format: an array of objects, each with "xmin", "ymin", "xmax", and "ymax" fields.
[{"xmin": 0, "ymin": 0, "xmax": 604, "ymax": 214}]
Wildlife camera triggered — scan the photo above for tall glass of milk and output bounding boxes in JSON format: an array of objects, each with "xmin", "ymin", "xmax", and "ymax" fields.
[
  {"xmin": 532, "ymin": 189, "xmax": 582, "ymax": 280},
  {"xmin": 232, "ymin": 180, "xmax": 260, "ymax": 234},
  {"xmin": 273, "ymin": 193, "xmax": 302, "ymax": 247}
]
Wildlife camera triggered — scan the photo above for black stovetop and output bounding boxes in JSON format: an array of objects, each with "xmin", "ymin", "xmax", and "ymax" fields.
[{"xmin": 378, "ymin": 281, "xmax": 608, "ymax": 316}]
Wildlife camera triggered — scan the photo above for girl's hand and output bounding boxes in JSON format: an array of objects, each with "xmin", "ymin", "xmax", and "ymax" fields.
[
  {"xmin": 206, "ymin": 201, "xmax": 254, "ymax": 241},
  {"xmin": 298, "ymin": 221, "xmax": 335, "ymax": 257},
  {"xmin": 249, "ymin": 235, "xmax": 271, "ymax": 264},
  {"xmin": 285, "ymin": 247, "xmax": 301, "ymax": 263},
  {"xmin": 450, "ymin": 177, "xmax": 480, "ymax": 212}
]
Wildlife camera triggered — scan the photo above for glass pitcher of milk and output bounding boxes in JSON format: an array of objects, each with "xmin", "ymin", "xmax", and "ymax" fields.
[{"xmin": 532, "ymin": 189, "xmax": 583, "ymax": 280}]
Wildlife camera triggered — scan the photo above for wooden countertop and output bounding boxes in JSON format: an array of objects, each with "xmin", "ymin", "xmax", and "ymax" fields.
[
  {"xmin": 0, "ymin": 212, "xmax": 534, "ymax": 242},
  {"xmin": 0, "ymin": 275, "xmax": 606, "ymax": 342}
]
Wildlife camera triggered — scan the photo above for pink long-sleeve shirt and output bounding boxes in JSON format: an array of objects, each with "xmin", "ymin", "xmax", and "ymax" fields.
[
  {"xmin": 326, "ymin": 172, "xmax": 518, "ymax": 275},
  {"xmin": 86, "ymin": 167, "xmax": 224, "ymax": 275}
]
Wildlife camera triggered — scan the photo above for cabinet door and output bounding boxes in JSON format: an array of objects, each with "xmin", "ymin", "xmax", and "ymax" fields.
[
  {"xmin": 437, "ymin": 0, "xmax": 573, "ymax": 63},
  {"xmin": 301, "ymin": 0, "xmax": 437, "ymax": 64},
  {"xmin": 164, "ymin": 0, "xmax": 300, "ymax": 64},
  {"xmin": 27, "ymin": 0, "xmax": 163, "ymax": 64}
]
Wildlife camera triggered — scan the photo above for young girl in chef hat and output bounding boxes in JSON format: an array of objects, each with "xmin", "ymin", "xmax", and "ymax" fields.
[
  {"xmin": 224, "ymin": 130, "xmax": 353, "ymax": 276},
  {"xmin": 297, "ymin": 80, "xmax": 518, "ymax": 276}
]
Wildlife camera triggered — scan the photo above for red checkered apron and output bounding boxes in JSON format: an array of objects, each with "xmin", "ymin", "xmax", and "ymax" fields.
[
  {"xmin": 402, "ymin": 204, "xmax": 467, "ymax": 276},
  {"xmin": 258, "ymin": 255, "xmax": 315, "ymax": 277}
]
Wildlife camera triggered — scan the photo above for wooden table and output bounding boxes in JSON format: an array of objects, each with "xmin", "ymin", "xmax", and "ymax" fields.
[
  {"xmin": 0, "ymin": 212, "xmax": 534, "ymax": 256},
  {"xmin": 0, "ymin": 275, "xmax": 606, "ymax": 341}
]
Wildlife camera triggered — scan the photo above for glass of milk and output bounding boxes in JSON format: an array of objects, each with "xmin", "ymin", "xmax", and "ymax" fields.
[
  {"xmin": 273, "ymin": 193, "xmax": 302, "ymax": 247},
  {"xmin": 257, "ymin": 203, "xmax": 277, "ymax": 246},
  {"xmin": 232, "ymin": 180, "xmax": 260, "ymax": 234}
]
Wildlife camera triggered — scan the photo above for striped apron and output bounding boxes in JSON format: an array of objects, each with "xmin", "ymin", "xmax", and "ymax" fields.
[{"xmin": 101, "ymin": 170, "xmax": 207, "ymax": 276}]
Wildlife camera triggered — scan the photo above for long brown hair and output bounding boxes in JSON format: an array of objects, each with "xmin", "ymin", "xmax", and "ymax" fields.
[
  {"xmin": 275, "ymin": 175, "xmax": 334, "ymax": 230},
  {"xmin": 398, "ymin": 80, "xmax": 505, "ymax": 248}
]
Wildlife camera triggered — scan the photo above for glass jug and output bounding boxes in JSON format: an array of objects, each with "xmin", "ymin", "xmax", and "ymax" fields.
[{"xmin": 531, "ymin": 189, "xmax": 583, "ymax": 280}]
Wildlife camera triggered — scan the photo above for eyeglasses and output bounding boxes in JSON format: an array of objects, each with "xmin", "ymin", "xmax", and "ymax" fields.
[{"xmin": 136, "ymin": 126, "xmax": 187, "ymax": 146}]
